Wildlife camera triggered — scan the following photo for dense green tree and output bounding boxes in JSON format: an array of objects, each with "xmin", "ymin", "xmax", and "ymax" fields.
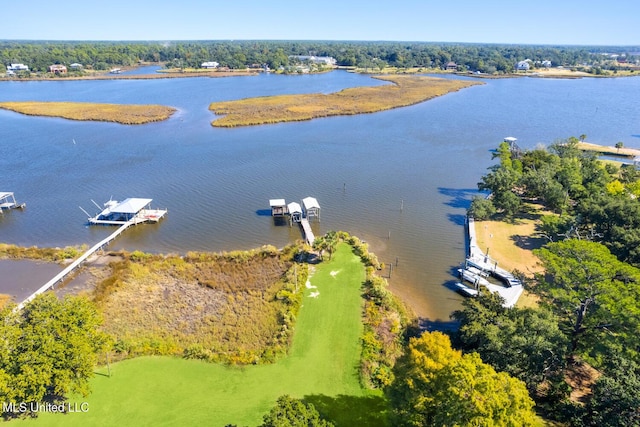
[
  {"xmin": 452, "ymin": 293, "xmax": 569, "ymax": 396},
  {"xmin": 0, "ymin": 294, "xmax": 109, "ymax": 416},
  {"xmin": 576, "ymin": 194, "xmax": 640, "ymax": 265},
  {"xmin": 389, "ymin": 331, "xmax": 537, "ymax": 427},
  {"xmin": 0, "ymin": 40, "xmax": 616, "ymax": 75},
  {"xmin": 259, "ymin": 395, "xmax": 334, "ymax": 427},
  {"xmin": 467, "ymin": 195, "xmax": 496, "ymax": 220},
  {"xmin": 534, "ymin": 239, "xmax": 640, "ymax": 357},
  {"xmin": 581, "ymin": 355, "xmax": 640, "ymax": 427}
]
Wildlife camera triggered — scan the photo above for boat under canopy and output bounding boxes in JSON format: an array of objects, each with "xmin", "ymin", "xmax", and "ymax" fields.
[{"xmin": 87, "ymin": 197, "xmax": 167, "ymax": 225}]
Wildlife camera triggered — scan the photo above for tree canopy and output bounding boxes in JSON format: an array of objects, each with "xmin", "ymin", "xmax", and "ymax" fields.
[
  {"xmin": 452, "ymin": 293, "xmax": 568, "ymax": 398},
  {"xmin": 0, "ymin": 293, "xmax": 109, "ymax": 417},
  {"xmin": 1, "ymin": 40, "xmax": 629, "ymax": 74},
  {"xmin": 534, "ymin": 239, "xmax": 640, "ymax": 359},
  {"xmin": 259, "ymin": 395, "xmax": 334, "ymax": 427},
  {"xmin": 388, "ymin": 331, "xmax": 537, "ymax": 426}
]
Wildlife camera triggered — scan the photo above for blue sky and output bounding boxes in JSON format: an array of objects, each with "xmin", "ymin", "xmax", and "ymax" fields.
[{"xmin": 3, "ymin": 0, "xmax": 638, "ymax": 45}]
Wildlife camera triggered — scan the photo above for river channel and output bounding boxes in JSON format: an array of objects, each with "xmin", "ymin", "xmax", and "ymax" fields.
[{"xmin": 1, "ymin": 70, "xmax": 639, "ymax": 322}]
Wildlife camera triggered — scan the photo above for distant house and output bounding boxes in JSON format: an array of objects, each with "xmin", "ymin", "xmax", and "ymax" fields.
[
  {"xmin": 7, "ymin": 63, "xmax": 29, "ymax": 72},
  {"xmin": 541, "ymin": 60, "xmax": 552, "ymax": 68},
  {"xmin": 445, "ymin": 61, "xmax": 458, "ymax": 71},
  {"xmin": 70, "ymin": 63, "xmax": 83, "ymax": 70},
  {"xmin": 516, "ymin": 60, "xmax": 531, "ymax": 71},
  {"xmin": 201, "ymin": 61, "xmax": 219, "ymax": 69},
  {"xmin": 48, "ymin": 64, "xmax": 67, "ymax": 74},
  {"xmin": 289, "ymin": 55, "xmax": 337, "ymax": 66}
]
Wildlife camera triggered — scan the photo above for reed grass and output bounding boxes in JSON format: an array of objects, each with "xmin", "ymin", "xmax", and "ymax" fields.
[
  {"xmin": 0, "ymin": 101, "xmax": 176, "ymax": 124},
  {"xmin": 0, "ymin": 243, "xmax": 85, "ymax": 261},
  {"xmin": 96, "ymin": 245, "xmax": 307, "ymax": 364},
  {"xmin": 208, "ymin": 75, "xmax": 482, "ymax": 127}
]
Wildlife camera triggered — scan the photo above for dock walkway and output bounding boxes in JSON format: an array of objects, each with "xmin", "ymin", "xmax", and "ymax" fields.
[
  {"xmin": 16, "ymin": 220, "xmax": 135, "ymax": 310},
  {"xmin": 299, "ymin": 218, "xmax": 315, "ymax": 245}
]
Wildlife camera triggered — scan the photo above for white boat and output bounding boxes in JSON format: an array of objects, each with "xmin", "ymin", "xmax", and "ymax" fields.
[
  {"xmin": 452, "ymin": 282, "xmax": 479, "ymax": 297},
  {"xmin": 458, "ymin": 268, "xmax": 490, "ymax": 287},
  {"xmin": 466, "ymin": 265, "xmax": 489, "ymax": 277}
]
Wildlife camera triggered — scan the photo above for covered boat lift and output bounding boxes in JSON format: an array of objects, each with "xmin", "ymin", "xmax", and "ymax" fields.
[
  {"xmin": 287, "ymin": 201, "xmax": 302, "ymax": 224},
  {"xmin": 301, "ymin": 196, "xmax": 321, "ymax": 222},
  {"xmin": 269, "ymin": 198, "xmax": 288, "ymax": 216},
  {"xmin": 0, "ymin": 192, "xmax": 25, "ymax": 213},
  {"xmin": 83, "ymin": 197, "xmax": 167, "ymax": 225}
]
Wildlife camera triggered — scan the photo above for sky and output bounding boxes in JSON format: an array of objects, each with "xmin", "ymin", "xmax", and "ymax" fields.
[{"xmin": 3, "ymin": 0, "xmax": 639, "ymax": 46}]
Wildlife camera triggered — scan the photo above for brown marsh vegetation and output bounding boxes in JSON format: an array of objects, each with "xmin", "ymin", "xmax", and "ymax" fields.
[
  {"xmin": 95, "ymin": 244, "xmax": 308, "ymax": 364},
  {"xmin": 0, "ymin": 101, "xmax": 176, "ymax": 124},
  {"xmin": 0, "ymin": 242, "xmax": 85, "ymax": 261},
  {"xmin": 208, "ymin": 75, "xmax": 482, "ymax": 127}
]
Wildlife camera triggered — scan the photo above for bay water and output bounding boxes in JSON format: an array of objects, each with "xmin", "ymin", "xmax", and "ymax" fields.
[{"xmin": 1, "ymin": 71, "xmax": 638, "ymax": 322}]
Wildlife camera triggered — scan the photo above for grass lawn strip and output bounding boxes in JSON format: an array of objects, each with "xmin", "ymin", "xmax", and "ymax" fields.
[{"xmin": 24, "ymin": 243, "xmax": 378, "ymax": 427}]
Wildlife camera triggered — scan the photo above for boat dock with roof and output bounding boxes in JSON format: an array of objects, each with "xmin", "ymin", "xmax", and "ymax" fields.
[
  {"xmin": 17, "ymin": 197, "xmax": 167, "ymax": 311},
  {"xmin": 269, "ymin": 196, "xmax": 320, "ymax": 245},
  {"xmin": 82, "ymin": 197, "xmax": 167, "ymax": 225},
  {"xmin": 0, "ymin": 192, "xmax": 25, "ymax": 213}
]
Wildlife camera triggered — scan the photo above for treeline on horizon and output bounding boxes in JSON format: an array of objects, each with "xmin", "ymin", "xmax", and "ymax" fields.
[{"xmin": 1, "ymin": 40, "xmax": 637, "ymax": 73}]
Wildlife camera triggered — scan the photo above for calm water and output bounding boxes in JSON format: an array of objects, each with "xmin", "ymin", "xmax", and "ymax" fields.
[{"xmin": 1, "ymin": 71, "xmax": 639, "ymax": 322}]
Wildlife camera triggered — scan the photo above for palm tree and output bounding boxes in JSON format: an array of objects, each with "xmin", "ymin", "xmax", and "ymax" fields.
[
  {"xmin": 325, "ymin": 231, "xmax": 338, "ymax": 260},
  {"xmin": 313, "ymin": 236, "xmax": 327, "ymax": 260},
  {"xmin": 616, "ymin": 141, "xmax": 624, "ymax": 153}
]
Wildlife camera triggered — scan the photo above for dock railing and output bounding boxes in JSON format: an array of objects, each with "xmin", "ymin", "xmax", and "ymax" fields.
[{"xmin": 16, "ymin": 221, "xmax": 133, "ymax": 311}]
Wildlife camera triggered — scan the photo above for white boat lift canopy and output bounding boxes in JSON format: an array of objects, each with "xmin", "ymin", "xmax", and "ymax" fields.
[
  {"xmin": 110, "ymin": 198, "xmax": 153, "ymax": 214},
  {"xmin": 0, "ymin": 192, "xmax": 24, "ymax": 211},
  {"xmin": 302, "ymin": 196, "xmax": 320, "ymax": 222}
]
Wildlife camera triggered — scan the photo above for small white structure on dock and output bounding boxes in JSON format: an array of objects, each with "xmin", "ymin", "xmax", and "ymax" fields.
[
  {"xmin": 270, "ymin": 199, "xmax": 288, "ymax": 216},
  {"xmin": 84, "ymin": 198, "xmax": 167, "ymax": 225},
  {"xmin": 302, "ymin": 197, "xmax": 321, "ymax": 222},
  {"xmin": 0, "ymin": 192, "xmax": 25, "ymax": 213},
  {"xmin": 287, "ymin": 201, "xmax": 302, "ymax": 224},
  {"xmin": 267, "ymin": 196, "xmax": 320, "ymax": 245}
]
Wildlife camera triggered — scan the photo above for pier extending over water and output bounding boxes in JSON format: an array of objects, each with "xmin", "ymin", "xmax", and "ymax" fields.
[
  {"xmin": 17, "ymin": 198, "xmax": 167, "ymax": 311},
  {"xmin": 16, "ymin": 221, "xmax": 134, "ymax": 310}
]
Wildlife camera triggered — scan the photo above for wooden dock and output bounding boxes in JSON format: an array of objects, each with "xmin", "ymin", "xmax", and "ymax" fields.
[
  {"xmin": 16, "ymin": 220, "xmax": 136, "ymax": 311},
  {"xmin": 464, "ymin": 216, "xmax": 523, "ymax": 308},
  {"xmin": 299, "ymin": 218, "xmax": 315, "ymax": 245}
]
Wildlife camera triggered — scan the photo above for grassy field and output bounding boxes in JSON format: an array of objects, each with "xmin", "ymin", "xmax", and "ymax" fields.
[
  {"xmin": 24, "ymin": 243, "xmax": 388, "ymax": 427},
  {"xmin": 0, "ymin": 101, "xmax": 175, "ymax": 124},
  {"xmin": 209, "ymin": 75, "xmax": 481, "ymax": 127}
]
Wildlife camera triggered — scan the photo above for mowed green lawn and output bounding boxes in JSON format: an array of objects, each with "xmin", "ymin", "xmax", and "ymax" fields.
[{"xmin": 25, "ymin": 243, "xmax": 389, "ymax": 426}]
